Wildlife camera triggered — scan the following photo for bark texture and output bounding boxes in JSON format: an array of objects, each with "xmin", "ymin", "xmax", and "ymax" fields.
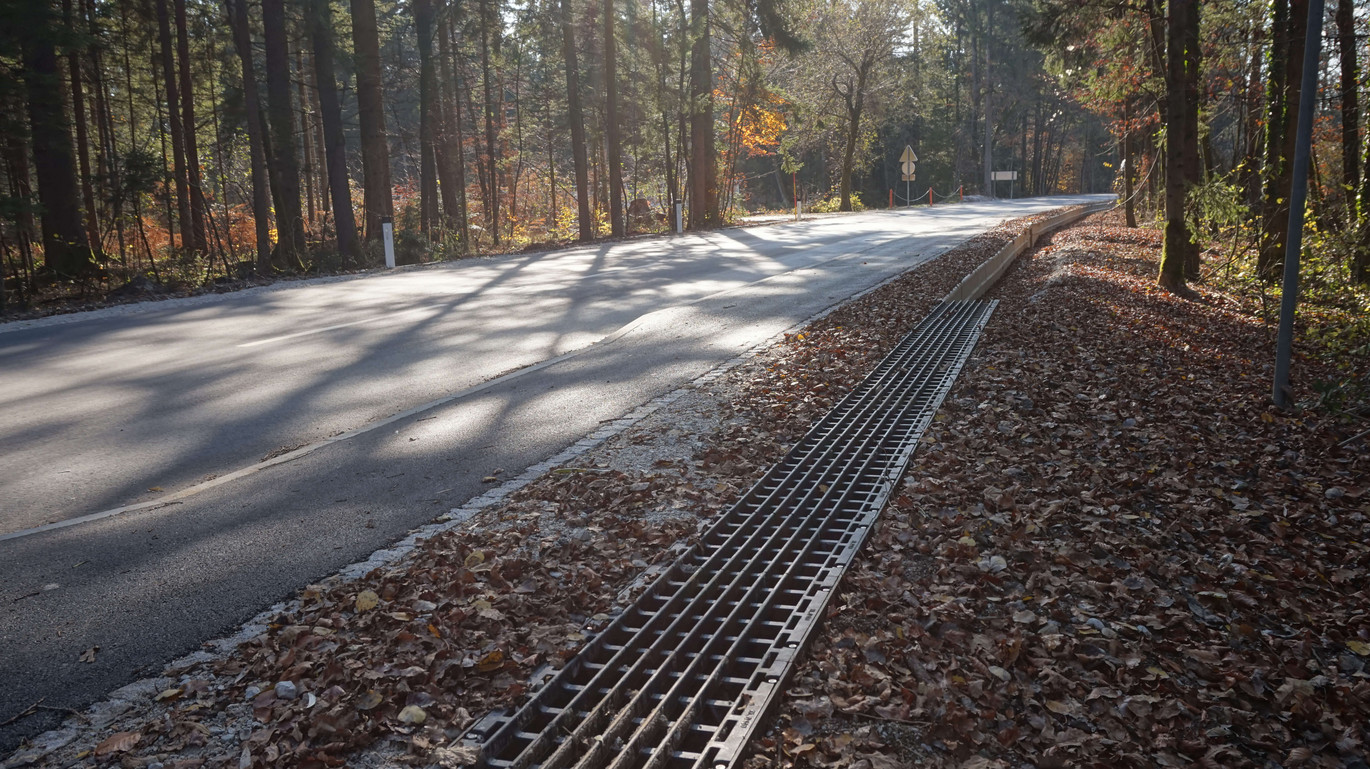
[
  {"xmin": 351, "ymin": 0, "xmax": 393, "ymax": 243},
  {"xmin": 309, "ymin": 0, "xmax": 359, "ymax": 262},
  {"xmin": 22, "ymin": 4, "xmax": 92, "ymax": 277},
  {"xmin": 262, "ymin": 0, "xmax": 307, "ymax": 267},
  {"xmin": 688, "ymin": 0, "xmax": 719, "ymax": 229},
  {"xmin": 1159, "ymin": 0, "xmax": 1201, "ymax": 291},
  {"xmin": 562, "ymin": 0, "xmax": 593, "ymax": 241}
]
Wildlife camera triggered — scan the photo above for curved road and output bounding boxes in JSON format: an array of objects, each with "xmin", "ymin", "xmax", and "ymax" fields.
[{"xmin": 0, "ymin": 196, "xmax": 1108, "ymax": 752}]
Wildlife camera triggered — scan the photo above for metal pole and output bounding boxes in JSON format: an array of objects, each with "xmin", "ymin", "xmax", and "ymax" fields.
[
  {"xmin": 1273, "ymin": 0, "xmax": 1324, "ymax": 408},
  {"xmin": 381, "ymin": 216, "xmax": 396, "ymax": 268}
]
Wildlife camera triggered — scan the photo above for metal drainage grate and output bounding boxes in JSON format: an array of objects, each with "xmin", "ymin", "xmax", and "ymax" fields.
[{"xmin": 461, "ymin": 300, "xmax": 998, "ymax": 769}]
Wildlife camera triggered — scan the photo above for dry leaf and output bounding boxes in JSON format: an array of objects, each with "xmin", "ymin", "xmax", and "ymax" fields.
[
  {"xmin": 355, "ymin": 590, "xmax": 380, "ymax": 612},
  {"xmin": 475, "ymin": 649, "xmax": 505, "ymax": 673},
  {"xmin": 94, "ymin": 731, "xmax": 141, "ymax": 756},
  {"xmin": 397, "ymin": 705, "xmax": 427, "ymax": 724},
  {"xmin": 357, "ymin": 690, "xmax": 383, "ymax": 711}
]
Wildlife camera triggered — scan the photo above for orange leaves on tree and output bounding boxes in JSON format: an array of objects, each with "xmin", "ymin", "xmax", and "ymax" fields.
[{"xmin": 734, "ymin": 94, "xmax": 788, "ymax": 158}]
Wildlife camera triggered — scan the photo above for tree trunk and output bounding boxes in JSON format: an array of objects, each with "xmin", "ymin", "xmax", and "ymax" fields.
[
  {"xmin": 308, "ymin": 0, "xmax": 359, "ymax": 262},
  {"xmin": 562, "ymin": 0, "xmax": 593, "ymax": 241},
  {"xmin": 262, "ymin": 0, "xmax": 307, "ymax": 268},
  {"xmin": 226, "ymin": 0, "xmax": 272, "ymax": 270},
  {"xmin": 351, "ymin": 0, "xmax": 393, "ymax": 243},
  {"xmin": 1242, "ymin": 30, "xmax": 1263, "ymax": 208},
  {"xmin": 175, "ymin": 0, "xmax": 208, "ymax": 253},
  {"xmin": 1158, "ymin": 0, "xmax": 1202, "ymax": 291},
  {"xmin": 23, "ymin": 7, "xmax": 92, "ymax": 277},
  {"xmin": 688, "ymin": 0, "xmax": 718, "ymax": 229},
  {"xmin": 437, "ymin": 15, "xmax": 466, "ymax": 245},
  {"xmin": 4, "ymin": 77, "xmax": 39, "ymax": 287},
  {"xmin": 447, "ymin": 21, "xmax": 471, "ymax": 248},
  {"xmin": 1123, "ymin": 102, "xmax": 1138, "ymax": 227},
  {"xmin": 296, "ymin": 48, "xmax": 317, "ymax": 229},
  {"xmin": 1338, "ymin": 0, "xmax": 1359, "ymax": 221},
  {"xmin": 1259, "ymin": 0, "xmax": 1306, "ymax": 280},
  {"xmin": 480, "ymin": 0, "xmax": 501, "ymax": 245},
  {"xmin": 839, "ymin": 70, "xmax": 866, "ymax": 212},
  {"xmin": 605, "ymin": 0, "xmax": 624, "ymax": 236},
  {"xmin": 62, "ymin": 0, "xmax": 101, "ymax": 262},
  {"xmin": 1031, "ymin": 96, "xmax": 1043, "ymax": 195},
  {"xmin": 652, "ymin": 0, "xmax": 675, "ymax": 210},
  {"xmin": 982, "ymin": 17, "xmax": 993, "ymax": 197},
  {"xmin": 415, "ymin": 0, "xmax": 439, "ymax": 235},
  {"xmin": 155, "ymin": 0, "xmax": 191, "ymax": 252}
]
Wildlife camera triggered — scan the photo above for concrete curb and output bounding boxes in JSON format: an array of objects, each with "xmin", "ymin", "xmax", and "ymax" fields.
[{"xmin": 945, "ymin": 200, "xmax": 1114, "ymax": 302}]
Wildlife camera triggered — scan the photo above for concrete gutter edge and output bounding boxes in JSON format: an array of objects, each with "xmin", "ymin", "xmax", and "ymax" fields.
[{"xmin": 945, "ymin": 199, "xmax": 1115, "ymax": 302}]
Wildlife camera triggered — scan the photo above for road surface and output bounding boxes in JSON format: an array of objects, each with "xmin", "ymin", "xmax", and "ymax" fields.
[{"xmin": 0, "ymin": 196, "xmax": 1110, "ymax": 752}]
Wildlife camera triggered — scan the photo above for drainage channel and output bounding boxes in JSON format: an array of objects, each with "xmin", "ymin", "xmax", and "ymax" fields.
[{"xmin": 461, "ymin": 299, "xmax": 998, "ymax": 769}]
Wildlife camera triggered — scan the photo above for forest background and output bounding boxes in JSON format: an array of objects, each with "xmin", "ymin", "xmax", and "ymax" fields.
[{"xmin": 1, "ymin": 0, "xmax": 1369, "ymax": 326}]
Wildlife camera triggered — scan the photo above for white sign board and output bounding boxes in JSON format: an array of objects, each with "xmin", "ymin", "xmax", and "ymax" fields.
[{"xmin": 991, "ymin": 171, "xmax": 1018, "ymax": 181}]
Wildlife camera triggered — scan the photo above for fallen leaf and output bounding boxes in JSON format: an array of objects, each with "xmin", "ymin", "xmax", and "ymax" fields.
[
  {"xmin": 94, "ymin": 731, "xmax": 141, "ymax": 756},
  {"xmin": 357, "ymin": 690, "xmax": 383, "ymax": 711},
  {"xmin": 475, "ymin": 649, "xmax": 505, "ymax": 673},
  {"xmin": 78, "ymin": 646, "xmax": 98, "ymax": 663},
  {"xmin": 1045, "ymin": 699, "xmax": 1076, "ymax": 715},
  {"xmin": 397, "ymin": 705, "xmax": 427, "ymax": 724},
  {"xmin": 355, "ymin": 590, "xmax": 380, "ymax": 612}
]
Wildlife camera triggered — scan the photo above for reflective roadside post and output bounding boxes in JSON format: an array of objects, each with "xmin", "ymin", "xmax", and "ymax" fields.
[
  {"xmin": 673, "ymin": 201, "xmax": 683, "ymax": 234},
  {"xmin": 382, "ymin": 216, "xmax": 396, "ymax": 268}
]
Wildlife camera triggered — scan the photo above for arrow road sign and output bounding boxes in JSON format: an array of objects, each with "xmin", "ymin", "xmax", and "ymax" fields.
[{"xmin": 900, "ymin": 145, "xmax": 917, "ymax": 164}]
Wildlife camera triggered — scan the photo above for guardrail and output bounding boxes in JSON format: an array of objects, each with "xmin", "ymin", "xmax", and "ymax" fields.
[{"xmin": 945, "ymin": 199, "xmax": 1115, "ymax": 302}]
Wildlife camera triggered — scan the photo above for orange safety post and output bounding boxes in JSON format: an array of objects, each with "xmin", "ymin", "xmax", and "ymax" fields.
[
  {"xmin": 889, "ymin": 189, "xmax": 894, "ymax": 208},
  {"xmin": 928, "ymin": 188, "xmax": 934, "ymax": 206}
]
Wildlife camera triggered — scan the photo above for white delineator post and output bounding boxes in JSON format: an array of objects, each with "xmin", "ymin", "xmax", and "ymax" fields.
[
  {"xmin": 382, "ymin": 216, "xmax": 396, "ymax": 268},
  {"xmin": 674, "ymin": 201, "xmax": 683, "ymax": 234}
]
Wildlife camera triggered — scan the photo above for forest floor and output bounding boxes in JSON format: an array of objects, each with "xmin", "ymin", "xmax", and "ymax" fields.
[{"xmin": 6, "ymin": 209, "xmax": 1369, "ymax": 769}]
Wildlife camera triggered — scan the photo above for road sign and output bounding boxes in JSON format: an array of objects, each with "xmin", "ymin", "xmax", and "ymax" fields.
[
  {"xmin": 991, "ymin": 171, "xmax": 1017, "ymax": 181},
  {"xmin": 899, "ymin": 146, "xmax": 918, "ymax": 205}
]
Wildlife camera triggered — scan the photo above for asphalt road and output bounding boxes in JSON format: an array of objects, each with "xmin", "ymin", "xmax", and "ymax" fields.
[{"xmin": 0, "ymin": 196, "xmax": 1109, "ymax": 752}]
